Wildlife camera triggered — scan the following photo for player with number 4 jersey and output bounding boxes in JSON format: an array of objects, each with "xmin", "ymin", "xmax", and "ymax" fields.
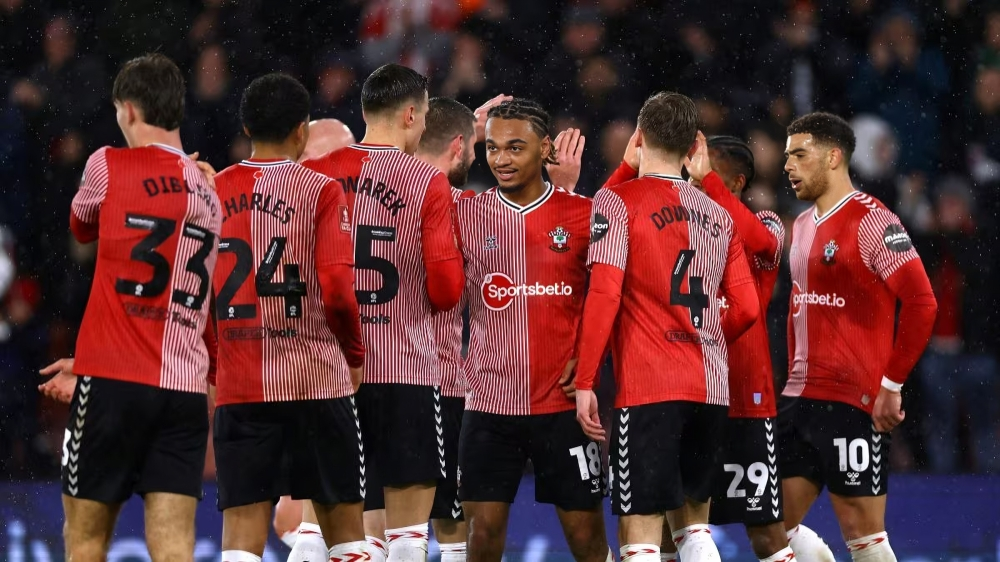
[{"xmin": 575, "ymin": 93, "xmax": 759, "ymax": 562}]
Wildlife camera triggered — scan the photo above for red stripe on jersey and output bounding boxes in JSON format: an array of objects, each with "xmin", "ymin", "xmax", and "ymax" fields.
[
  {"xmin": 73, "ymin": 145, "xmax": 221, "ymax": 392},
  {"xmin": 784, "ymin": 191, "xmax": 921, "ymax": 412},
  {"xmin": 435, "ymin": 187, "xmax": 469, "ymax": 397},
  {"xmin": 303, "ymin": 144, "xmax": 461, "ymax": 386},
  {"xmin": 587, "ymin": 176, "xmax": 737, "ymax": 408},
  {"xmin": 213, "ymin": 160, "xmax": 356, "ymax": 405},
  {"xmin": 459, "ymin": 186, "xmax": 591, "ymax": 415}
]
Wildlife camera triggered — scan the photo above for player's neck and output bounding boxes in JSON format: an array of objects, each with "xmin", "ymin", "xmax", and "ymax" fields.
[
  {"xmin": 501, "ymin": 176, "xmax": 547, "ymax": 207},
  {"xmin": 361, "ymin": 125, "xmax": 407, "ymax": 153},
  {"xmin": 130, "ymin": 125, "xmax": 183, "ymax": 153},
  {"xmin": 415, "ymin": 151, "xmax": 450, "ymax": 182},
  {"xmin": 638, "ymin": 152, "xmax": 684, "ymax": 179},
  {"xmin": 814, "ymin": 176, "xmax": 856, "ymax": 217},
  {"xmin": 250, "ymin": 142, "xmax": 297, "ymax": 162}
]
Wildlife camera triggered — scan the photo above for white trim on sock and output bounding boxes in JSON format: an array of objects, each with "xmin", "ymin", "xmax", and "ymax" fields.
[
  {"xmin": 620, "ymin": 544, "xmax": 660, "ymax": 562},
  {"xmin": 221, "ymin": 550, "xmax": 261, "ymax": 562},
  {"xmin": 760, "ymin": 546, "xmax": 796, "ymax": 562},
  {"xmin": 439, "ymin": 542, "xmax": 466, "ymax": 562},
  {"xmin": 329, "ymin": 541, "xmax": 370, "ymax": 562},
  {"xmin": 298, "ymin": 522, "xmax": 323, "ymax": 536}
]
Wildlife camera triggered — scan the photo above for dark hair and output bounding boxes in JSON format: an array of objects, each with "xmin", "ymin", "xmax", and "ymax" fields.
[
  {"xmin": 637, "ymin": 91, "xmax": 698, "ymax": 157},
  {"xmin": 361, "ymin": 63, "xmax": 428, "ymax": 115},
  {"xmin": 707, "ymin": 135, "xmax": 756, "ymax": 183},
  {"xmin": 112, "ymin": 53, "xmax": 185, "ymax": 130},
  {"xmin": 239, "ymin": 73, "xmax": 311, "ymax": 143},
  {"xmin": 487, "ymin": 98, "xmax": 557, "ymax": 164},
  {"xmin": 787, "ymin": 112, "xmax": 856, "ymax": 161},
  {"xmin": 418, "ymin": 97, "xmax": 475, "ymax": 155}
]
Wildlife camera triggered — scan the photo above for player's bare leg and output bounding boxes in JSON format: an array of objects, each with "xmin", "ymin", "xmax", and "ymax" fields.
[
  {"xmin": 555, "ymin": 507, "xmax": 610, "ymax": 562},
  {"xmin": 618, "ymin": 514, "xmax": 664, "ymax": 561},
  {"xmin": 782, "ymin": 478, "xmax": 835, "ymax": 562},
  {"xmin": 463, "ymin": 501, "xmax": 511, "ymax": 562},
  {"xmin": 431, "ymin": 519, "xmax": 468, "ymax": 562},
  {"xmin": 314, "ymin": 501, "xmax": 368, "ymax": 559},
  {"xmin": 222, "ymin": 502, "xmax": 272, "ymax": 557},
  {"xmin": 745, "ymin": 523, "xmax": 795, "ymax": 561},
  {"xmin": 829, "ymin": 494, "xmax": 895, "ymax": 561},
  {"xmin": 665, "ymin": 499, "xmax": 721, "ymax": 562},
  {"xmin": 659, "ymin": 531, "xmax": 678, "ymax": 562},
  {"xmin": 274, "ymin": 496, "xmax": 303, "ymax": 547},
  {"xmin": 383, "ymin": 483, "xmax": 436, "ymax": 561},
  {"xmin": 144, "ymin": 492, "xmax": 198, "ymax": 562},
  {"xmin": 365, "ymin": 509, "xmax": 389, "ymax": 562},
  {"xmin": 62, "ymin": 496, "xmax": 121, "ymax": 562}
]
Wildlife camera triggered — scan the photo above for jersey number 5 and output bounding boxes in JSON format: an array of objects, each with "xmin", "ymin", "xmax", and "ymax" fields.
[
  {"xmin": 114, "ymin": 213, "xmax": 213, "ymax": 310},
  {"xmin": 216, "ymin": 237, "xmax": 307, "ymax": 320},
  {"xmin": 670, "ymin": 249, "xmax": 709, "ymax": 328},
  {"xmin": 354, "ymin": 225, "xmax": 399, "ymax": 305}
]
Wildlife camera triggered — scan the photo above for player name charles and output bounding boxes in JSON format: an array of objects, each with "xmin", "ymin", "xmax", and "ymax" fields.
[{"xmin": 221, "ymin": 192, "xmax": 296, "ymax": 224}]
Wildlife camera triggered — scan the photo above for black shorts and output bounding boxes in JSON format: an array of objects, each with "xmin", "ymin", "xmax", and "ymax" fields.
[
  {"xmin": 430, "ymin": 396, "xmax": 464, "ymax": 521},
  {"xmin": 61, "ymin": 376, "xmax": 207, "ymax": 503},
  {"xmin": 213, "ymin": 397, "xmax": 364, "ymax": 510},
  {"xmin": 709, "ymin": 417, "xmax": 783, "ymax": 527},
  {"xmin": 458, "ymin": 410, "xmax": 605, "ymax": 511},
  {"xmin": 778, "ymin": 397, "xmax": 890, "ymax": 497},
  {"xmin": 356, "ymin": 383, "xmax": 446, "ymax": 511},
  {"xmin": 610, "ymin": 401, "xmax": 727, "ymax": 515}
]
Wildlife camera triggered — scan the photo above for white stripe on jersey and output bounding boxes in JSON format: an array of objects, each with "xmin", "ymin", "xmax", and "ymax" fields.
[
  {"xmin": 160, "ymin": 153, "xmax": 221, "ymax": 392},
  {"xmin": 677, "ymin": 185, "xmax": 730, "ymax": 406},
  {"xmin": 785, "ymin": 210, "xmax": 816, "ymax": 398},
  {"xmin": 460, "ymin": 191, "xmax": 532, "ymax": 415}
]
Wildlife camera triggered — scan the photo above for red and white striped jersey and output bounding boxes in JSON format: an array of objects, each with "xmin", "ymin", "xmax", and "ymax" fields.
[
  {"xmin": 459, "ymin": 184, "xmax": 591, "ymax": 416},
  {"xmin": 302, "ymin": 144, "xmax": 461, "ymax": 386},
  {"xmin": 784, "ymin": 191, "xmax": 920, "ymax": 413},
  {"xmin": 212, "ymin": 159, "xmax": 357, "ymax": 405},
  {"xmin": 71, "ymin": 144, "xmax": 221, "ymax": 393},
  {"xmin": 588, "ymin": 175, "xmax": 752, "ymax": 408},
  {"xmin": 435, "ymin": 187, "xmax": 471, "ymax": 398}
]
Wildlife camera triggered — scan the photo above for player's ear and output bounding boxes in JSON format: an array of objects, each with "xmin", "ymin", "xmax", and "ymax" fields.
[
  {"xmin": 829, "ymin": 147, "xmax": 844, "ymax": 170},
  {"xmin": 635, "ymin": 128, "xmax": 644, "ymax": 148},
  {"xmin": 735, "ymin": 174, "xmax": 747, "ymax": 193},
  {"xmin": 450, "ymin": 135, "xmax": 464, "ymax": 161},
  {"xmin": 403, "ymin": 104, "xmax": 416, "ymax": 128},
  {"xmin": 126, "ymin": 101, "xmax": 138, "ymax": 125},
  {"xmin": 296, "ymin": 120, "xmax": 309, "ymax": 148}
]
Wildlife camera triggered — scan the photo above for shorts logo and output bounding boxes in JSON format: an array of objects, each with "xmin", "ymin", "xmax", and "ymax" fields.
[
  {"xmin": 847, "ymin": 471, "xmax": 860, "ymax": 483},
  {"xmin": 822, "ymin": 239, "xmax": 839, "ymax": 265},
  {"xmin": 484, "ymin": 235, "xmax": 498, "ymax": 251},
  {"xmin": 791, "ymin": 281, "xmax": 847, "ymax": 317},
  {"xmin": 883, "ymin": 223, "xmax": 913, "ymax": 253},
  {"xmin": 481, "ymin": 272, "xmax": 573, "ymax": 311},
  {"xmin": 590, "ymin": 213, "xmax": 610, "ymax": 243},
  {"xmin": 548, "ymin": 226, "xmax": 571, "ymax": 252}
]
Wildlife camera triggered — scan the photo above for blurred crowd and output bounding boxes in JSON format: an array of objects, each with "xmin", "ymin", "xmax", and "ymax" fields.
[{"xmin": 1, "ymin": 0, "xmax": 998, "ymax": 478}]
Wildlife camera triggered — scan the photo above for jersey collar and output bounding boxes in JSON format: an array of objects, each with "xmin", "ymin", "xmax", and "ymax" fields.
[
  {"xmin": 496, "ymin": 182, "xmax": 554, "ymax": 215},
  {"xmin": 351, "ymin": 143, "xmax": 401, "ymax": 152},
  {"xmin": 643, "ymin": 173, "xmax": 686, "ymax": 182},
  {"xmin": 813, "ymin": 191, "xmax": 858, "ymax": 225},
  {"xmin": 240, "ymin": 159, "xmax": 295, "ymax": 167},
  {"xmin": 149, "ymin": 143, "xmax": 190, "ymax": 159}
]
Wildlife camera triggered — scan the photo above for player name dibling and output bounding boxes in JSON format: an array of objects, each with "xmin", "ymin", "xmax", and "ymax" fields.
[
  {"xmin": 332, "ymin": 175, "xmax": 407, "ymax": 216},
  {"xmin": 481, "ymin": 273, "xmax": 573, "ymax": 311},
  {"xmin": 142, "ymin": 175, "xmax": 219, "ymax": 218}
]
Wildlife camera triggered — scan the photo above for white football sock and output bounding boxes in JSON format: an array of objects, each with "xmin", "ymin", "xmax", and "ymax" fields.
[
  {"xmin": 281, "ymin": 531, "xmax": 298, "ymax": 549},
  {"xmin": 660, "ymin": 552, "xmax": 678, "ymax": 562},
  {"xmin": 786, "ymin": 524, "xmax": 836, "ymax": 562},
  {"xmin": 672, "ymin": 524, "xmax": 721, "ymax": 562},
  {"xmin": 385, "ymin": 524, "xmax": 428, "ymax": 562},
  {"xmin": 222, "ymin": 551, "xmax": 262, "ymax": 562},
  {"xmin": 330, "ymin": 541, "xmax": 371, "ymax": 562},
  {"xmin": 366, "ymin": 536, "xmax": 388, "ymax": 562},
  {"xmin": 438, "ymin": 542, "xmax": 466, "ymax": 562},
  {"xmin": 847, "ymin": 532, "xmax": 896, "ymax": 562},
  {"xmin": 620, "ymin": 544, "xmax": 660, "ymax": 562},
  {"xmin": 605, "ymin": 548, "xmax": 614, "ymax": 562},
  {"xmin": 760, "ymin": 546, "xmax": 796, "ymax": 562},
  {"xmin": 287, "ymin": 523, "xmax": 328, "ymax": 562}
]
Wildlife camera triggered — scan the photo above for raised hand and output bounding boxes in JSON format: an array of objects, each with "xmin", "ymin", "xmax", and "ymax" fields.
[
  {"xmin": 545, "ymin": 128, "xmax": 586, "ymax": 192},
  {"xmin": 474, "ymin": 94, "xmax": 514, "ymax": 143}
]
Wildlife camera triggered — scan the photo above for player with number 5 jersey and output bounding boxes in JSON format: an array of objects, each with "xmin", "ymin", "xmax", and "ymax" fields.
[
  {"xmin": 575, "ymin": 92, "xmax": 759, "ymax": 562},
  {"xmin": 302, "ymin": 64, "xmax": 464, "ymax": 562}
]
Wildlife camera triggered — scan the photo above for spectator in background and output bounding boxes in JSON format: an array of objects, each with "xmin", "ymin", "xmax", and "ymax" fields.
[
  {"xmin": 183, "ymin": 44, "xmax": 240, "ymax": 170},
  {"xmin": 849, "ymin": 10, "xmax": 949, "ymax": 174},
  {"xmin": 850, "ymin": 114, "xmax": 899, "ymax": 206},
  {"xmin": 912, "ymin": 177, "xmax": 1000, "ymax": 473},
  {"xmin": 535, "ymin": 6, "xmax": 617, "ymax": 114},
  {"xmin": 310, "ymin": 53, "xmax": 365, "ymax": 141},
  {"xmin": 359, "ymin": 0, "xmax": 461, "ymax": 75},
  {"xmin": 0, "ymin": 0, "xmax": 45, "ymax": 82}
]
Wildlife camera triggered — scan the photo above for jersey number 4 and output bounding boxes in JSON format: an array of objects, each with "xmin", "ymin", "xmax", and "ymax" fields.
[
  {"xmin": 114, "ymin": 213, "xmax": 213, "ymax": 310},
  {"xmin": 670, "ymin": 249, "xmax": 709, "ymax": 328},
  {"xmin": 216, "ymin": 237, "xmax": 307, "ymax": 320}
]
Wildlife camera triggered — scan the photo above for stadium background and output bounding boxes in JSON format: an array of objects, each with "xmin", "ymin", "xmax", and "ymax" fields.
[{"xmin": 0, "ymin": 0, "xmax": 998, "ymax": 559}]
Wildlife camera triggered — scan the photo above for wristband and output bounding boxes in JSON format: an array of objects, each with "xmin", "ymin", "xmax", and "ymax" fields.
[{"xmin": 881, "ymin": 376, "xmax": 903, "ymax": 392}]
